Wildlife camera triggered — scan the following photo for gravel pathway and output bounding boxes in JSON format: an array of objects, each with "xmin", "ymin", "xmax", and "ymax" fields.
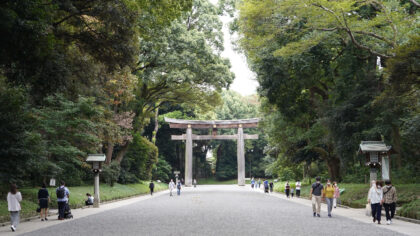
[{"xmin": 21, "ymin": 186, "xmax": 404, "ymax": 236}]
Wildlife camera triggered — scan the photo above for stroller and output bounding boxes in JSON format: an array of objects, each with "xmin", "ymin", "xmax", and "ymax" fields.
[{"xmin": 64, "ymin": 203, "xmax": 73, "ymax": 219}]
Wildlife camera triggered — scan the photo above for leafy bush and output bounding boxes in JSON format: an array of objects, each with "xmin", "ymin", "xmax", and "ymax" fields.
[
  {"xmin": 102, "ymin": 162, "xmax": 121, "ymax": 186},
  {"xmin": 398, "ymin": 199, "xmax": 420, "ymax": 220},
  {"xmin": 152, "ymin": 158, "xmax": 172, "ymax": 182},
  {"xmin": 120, "ymin": 133, "xmax": 158, "ymax": 181}
]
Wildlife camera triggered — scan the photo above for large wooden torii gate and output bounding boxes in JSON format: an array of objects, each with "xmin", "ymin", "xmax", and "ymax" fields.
[{"xmin": 165, "ymin": 118, "xmax": 259, "ymax": 186}]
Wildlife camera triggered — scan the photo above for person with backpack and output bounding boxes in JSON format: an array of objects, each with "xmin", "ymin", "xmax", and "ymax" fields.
[
  {"xmin": 285, "ymin": 181, "xmax": 291, "ymax": 198},
  {"xmin": 310, "ymin": 177, "xmax": 323, "ymax": 217},
  {"xmin": 382, "ymin": 180, "xmax": 397, "ymax": 225},
  {"xmin": 56, "ymin": 181, "xmax": 70, "ymax": 220},
  {"xmin": 295, "ymin": 180, "xmax": 301, "ymax": 198},
  {"xmin": 7, "ymin": 184, "xmax": 22, "ymax": 232},
  {"xmin": 323, "ymin": 179, "xmax": 335, "ymax": 218},
  {"xmin": 251, "ymin": 178, "xmax": 255, "ymax": 189},
  {"xmin": 169, "ymin": 179, "xmax": 176, "ymax": 196},
  {"xmin": 368, "ymin": 180, "xmax": 383, "ymax": 224},
  {"xmin": 177, "ymin": 181, "xmax": 182, "ymax": 196},
  {"xmin": 149, "ymin": 180, "xmax": 155, "ymax": 196},
  {"xmin": 38, "ymin": 183, "xmax": 50, "ymax": 221}
]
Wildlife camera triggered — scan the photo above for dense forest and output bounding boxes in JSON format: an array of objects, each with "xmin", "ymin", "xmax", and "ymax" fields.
[
  {"xmin": 0, "ymin": 0, "xmax": 237, "ymax": 187},
  {"xmin": 236, "ymin": 0, "xmax": 419, "ymax": 183},
  {"xmin": 0, "ymin": 0, "xmax": 419, "ymax": 190}
]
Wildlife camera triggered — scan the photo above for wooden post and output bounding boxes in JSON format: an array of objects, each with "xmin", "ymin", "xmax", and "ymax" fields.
[
  {"xmin": 237, "ymin": 125, "xmax": 245, "ymax": 186},
  {"xmin": 185, "ymin": 125, "xmax": 193, "ymax": 187}
]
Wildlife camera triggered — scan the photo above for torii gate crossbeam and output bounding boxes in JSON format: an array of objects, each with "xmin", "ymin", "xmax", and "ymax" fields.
[{"xmin": 165, "ymin": 118, "xmax": 259, "ymax": 186}]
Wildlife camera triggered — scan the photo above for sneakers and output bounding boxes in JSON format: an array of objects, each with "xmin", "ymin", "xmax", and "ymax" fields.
[
  {"xmin": 45, "ymin": 218, "xmax": 48, "ymax": 221},
  {"xmin": 41, "ymin": 218, "xmax": 44, "ymax": 221},
  {"xmin": 328, "ymin": 214, "xmax": 332, "ymax": 218},
  {"xmin": 313, "ymin": 212, "xmax": 316, "ymax": 217},
  {"xmin": 11, "ymin": 225, "xmax": 16, "ymax": 232},
  {"xmin": 387, "ymin": 220, "xmax": 391, "ymax": 225},
  {"xmin": 317, "ymin": 214, "xmax": 321, "ymax": 217}
]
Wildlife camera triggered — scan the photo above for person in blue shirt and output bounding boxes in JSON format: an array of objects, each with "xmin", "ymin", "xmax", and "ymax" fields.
[
  {"xmin": 56, "ymin": 181, "xmax": 70, "ymax": 220},
  {"xmin": 264, "ymin": 180, "xmax": 269, "ymax": 193},
  {"xmin": 251, "ymin": 178, "xmax": 255, "ymax": 189}
]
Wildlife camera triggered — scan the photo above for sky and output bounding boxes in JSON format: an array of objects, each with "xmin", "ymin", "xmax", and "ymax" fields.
[{"xmin": 216, "ymin": 5, "xmax": 258, "ymax": 96}]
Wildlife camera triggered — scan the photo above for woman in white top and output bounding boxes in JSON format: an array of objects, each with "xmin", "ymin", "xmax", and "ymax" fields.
[
  {"xmin": 169, "ymin": 179, "xmax": 175, "ymax": 196},
  {"xmin": 368, "ymin": 180, "xmax": 383, "ymax": 224},
  {"xmin": 295, "ymin": 180, "xmax": 301, "ymax": 198},
  {"xmin": 7, "ymin": 184, "xmax": 22, "ymax": 232}
]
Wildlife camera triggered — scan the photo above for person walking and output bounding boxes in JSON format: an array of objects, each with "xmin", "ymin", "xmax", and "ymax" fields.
[
  {"xmin": 193, "ymin": 179, "xmax": 197, "ymax": 188},
  {"xmin": 291, "ymin": 188, "xmax": 295, "ymax": 198},
  {"xmin": 38, "ymin": 183, "xmax": 50, "ymax": 221},
  {"xmin": 333, "ymin": 182, "xmax": 340, "ymax": 208},
  {"xmin": 382, "ymin": 180, "xmax": 397, "ymax": 225},
  {"xmin": 149, "ymin": 180, "xmax": 155, "ymax": 195},
  {"xmin": 264, "ymin": 180, "xmax": 269, "ymax": 193},
  {"xmin": 257, "ymin": 179, "xmax": 261, "ymax": 189},
  {"xmin": 285, "ymin": 181, "xmax": 290, "ymax": 198},
  {"xmin": 368, "ymin": 180, "xmax": 383, "ymax": 224},
  {"xmin": 177, "ymin": 181, "xmax": 182, "ymax": 196},
  {"xmin": 7, "ymin": 184, "xmax": 22, "ymax": 232},
  {"xmin": 295, "ymin": 180, "xmax": 301, "ymax": 198},
  {"xmin": 56, "ymin": 181, "xmax": 70, "ymax": 220},
  {"xmin": 269, "ymin": 181, "xmax": 274, "ymax": 193},
  {"xmin": 169, "ymin": 179, "xmax": 176, "ymax": 197},
  {"xmin": 251, "ymin": 178, "xmax": 255, "ymax": 189},
  {"xmin": 323, "ymin": 179, "xmax": 335, "ymax": 218},
  {"xmin": 310, "ymin": 177, "xmax": 323, "ymax": 217}
]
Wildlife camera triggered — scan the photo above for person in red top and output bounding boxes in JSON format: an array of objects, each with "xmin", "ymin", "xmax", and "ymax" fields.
[{"xmin": 333, "ymin": 181, "xmax": 340, "ymax": 208}]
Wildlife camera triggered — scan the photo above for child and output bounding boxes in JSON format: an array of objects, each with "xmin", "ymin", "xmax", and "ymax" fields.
[{"xmin": 291, "ymin": 188, "xmax": 295, "ymax": 198}]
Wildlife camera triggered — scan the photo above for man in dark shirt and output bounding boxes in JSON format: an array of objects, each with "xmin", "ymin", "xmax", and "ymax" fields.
[
  {"xmin": 149, "ymin": 181, "xmax": 155, "ymax": 195},
  {"xmin": 309, "ymin": 177, "xmax": 323, "ymax": 217}
]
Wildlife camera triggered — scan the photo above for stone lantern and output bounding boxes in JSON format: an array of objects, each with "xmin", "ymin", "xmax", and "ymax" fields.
[
  {"xmin": 86, "ymin": 154, "xmax": 106, "ymax": 208},
  {"xmin": 358, "ymin": 141, "xmax": 393, "ymax": 182}
]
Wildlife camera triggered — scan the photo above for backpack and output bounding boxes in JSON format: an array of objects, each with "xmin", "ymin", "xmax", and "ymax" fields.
[
  {"xmin": 56, "ymin": 187, "xmax": 65, "ymax": 199},
  {"xmin": 177, "ymin": 183, "xmax": 181, "ymax": 189}
]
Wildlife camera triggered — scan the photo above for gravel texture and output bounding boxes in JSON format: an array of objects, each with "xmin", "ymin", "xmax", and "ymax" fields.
[{"xmin": 22, "ymin": 186, "xmax": 404, "ymax": 236}]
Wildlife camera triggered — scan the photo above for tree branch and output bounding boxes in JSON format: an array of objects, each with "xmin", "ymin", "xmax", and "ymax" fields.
[
  {"xmin": 409, "ymin": 0, "xmax": 420, "ymax": 7},
  {"xmin": 341, "ymin": 11, "xmax": 394, "ymax": 58}
]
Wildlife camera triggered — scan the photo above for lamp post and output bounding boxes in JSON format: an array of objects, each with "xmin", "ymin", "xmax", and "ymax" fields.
[{"xmin": 86, "ymin": 154, "xmax": 106, "ymax": 208}]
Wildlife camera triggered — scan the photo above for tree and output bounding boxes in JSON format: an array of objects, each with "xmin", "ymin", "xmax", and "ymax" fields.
[{"xmin": 109, "ymin": 0, "xmax": 235, "ymax": 165}]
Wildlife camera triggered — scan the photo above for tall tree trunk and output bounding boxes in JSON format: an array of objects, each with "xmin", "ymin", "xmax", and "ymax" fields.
[
  {"xmin": 115, "ymin": 143, "xmax": 129, "ymax": 164},
  {"xmin": 391, "ymin": 124, "xmax": 402, "ymax": 169},
  {"xmin": 152, "ymin": 108, "xmax": 159, "ymax": 144},
  {"xmin": 326, "ymin": 156, "xmax": 341, "ymax": 181},
  {"xmin": 105, "ymin": 141, "xmax": 114, "ymax": 164}
]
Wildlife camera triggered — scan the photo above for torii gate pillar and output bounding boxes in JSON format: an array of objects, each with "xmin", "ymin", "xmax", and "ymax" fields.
[
  {"xmin": 237, "ymin": 125, "xmax": 245, "ymax": 186},
  {"xmin": 185, "ymin": 125, "xmax": 193, "ymax": 187}
]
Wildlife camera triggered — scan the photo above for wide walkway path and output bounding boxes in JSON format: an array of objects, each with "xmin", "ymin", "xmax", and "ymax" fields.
[{"xmin": 1, "ymin": 185, "xmax": 418, "ymax": 236}]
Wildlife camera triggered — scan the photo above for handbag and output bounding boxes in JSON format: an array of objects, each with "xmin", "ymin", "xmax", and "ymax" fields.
[
  {"xmin": 365, "ymin": 203, "xmax": 371, "ymax": 216},
  {"xmin": 36, "ymin": 207, "xmax": 41, "ymax": 213}
]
